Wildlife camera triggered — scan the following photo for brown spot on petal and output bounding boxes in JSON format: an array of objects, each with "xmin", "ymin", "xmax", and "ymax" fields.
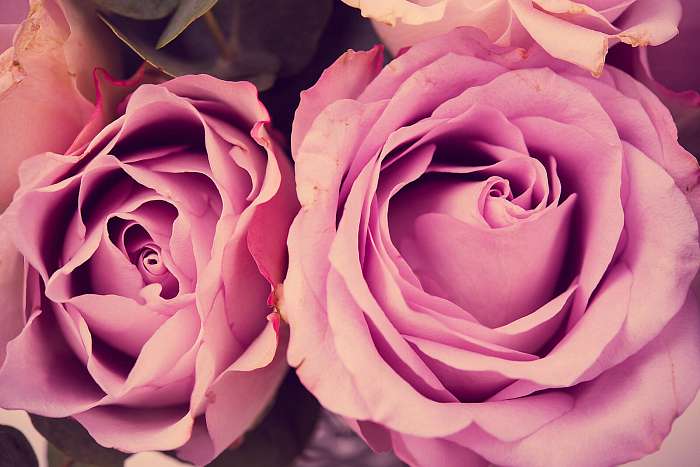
[
  {"xmin": 618, "ymin": 32, "xmax": 650, "ymax": 48},
  {"xmin": 271, "ymin": 284, "xmax": 284, "ymax": 312},
  {"xmin": 11, "ymin": 60, "xmax": 23, "ymax": 73},
  {"xmin": 591, "ymin": 63, "xmax": 604, "ymax": 78},
  {"xmin": 591, "ymin": 40, "xmax": 609, "ymax": 78}
]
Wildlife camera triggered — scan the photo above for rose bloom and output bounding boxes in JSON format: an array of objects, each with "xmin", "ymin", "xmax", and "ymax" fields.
[
  {"xmin": 0, "ymin": 0, "xmax": 121, "ymax": 210},
  {"xmin": 0, "ymin": 74, "xmax": 297, "ymax": 465},
  {"xmin": 284, "ymin": 28, "xmax": 700, "ymax": 467},
  {"xmin": 343, "ymin": 0, "xmax": 682, "ymax": 75}
]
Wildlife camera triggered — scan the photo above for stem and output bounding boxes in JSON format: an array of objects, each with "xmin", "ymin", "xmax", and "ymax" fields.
[{"xmin": 203, "ymin": 10, "xmax": 233, "ymax": 60}]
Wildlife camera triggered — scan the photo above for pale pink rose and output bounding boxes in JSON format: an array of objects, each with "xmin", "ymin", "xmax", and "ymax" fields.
[
  {"xmin": 0, "ymin": 0, "xmax": 121, "ymax": 210},
  {"xmin": 346, "ymin": 0, "xmax": 682, "ymax": 75},
  {"xmin": 284, "ymin": 28, "xmax": 700, "ymax": 467},
  {"xmin": 0, "ymin": 74, "xmax": 298, "ymax": 466}
]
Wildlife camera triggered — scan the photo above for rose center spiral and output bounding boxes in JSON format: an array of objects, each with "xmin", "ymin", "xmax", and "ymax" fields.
[
  {"xmin": 139, "ymin": 247, "xmax": 168, "ymax": 276},
  {"xmin": 133, "ymin": 244, "xmax": 179, "ymax": 299}
]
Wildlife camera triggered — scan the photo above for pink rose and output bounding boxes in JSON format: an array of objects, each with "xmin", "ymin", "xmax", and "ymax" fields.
[
  {"xmin": 284, "ymin": 28, "xmax": 700, "ymax": 467},
  {"xmin": 345, "ymin": 0, "xmax": 682, "ymax": 75},
  {"xmin": 0, "ymin": 74, "xmax": 297, "ymax": 465},
  {"xmin": 0, "ymin": 0, "xmax": 121, "ymax": 210}
]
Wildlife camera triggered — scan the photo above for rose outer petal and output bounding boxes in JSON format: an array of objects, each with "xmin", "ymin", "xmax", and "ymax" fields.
[
  {"xmin": 0, "ymin": 224, "xmax": 23, "ymax": 365},
  {"xmin": 368, "ymin": 0, "xmax": 681, "ymax": 75},
  {"xmin": 0, "ymin": 2, "xmax": 93, "ymax": 209},
  {"xmin": 0, "ymin": 309, "xmax": 104, "ymax": 417},
  {"xmin": 291, "ymin": 46, "xmax": 384, "ymax": 156},
  {"xmin": 449, "ymin": 292, "xmax": 700, "ymax": 467},
  {"xmin": 342, "ymin": 0, "xmax": 447, "ymax": 27},
  {"xmin": 0, "ymin": 0, "xmax": 122, "ymax": 209}
]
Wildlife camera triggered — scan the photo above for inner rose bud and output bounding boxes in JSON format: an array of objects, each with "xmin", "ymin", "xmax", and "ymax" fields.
[
  {"xmin": 136, "ymin": 245, "xmax": 178, "ymax": 299},
  {"xmin": 139, "ymin": 247, "xmax": 166, "ymax": 275},
  {"xmin": 387, "ymin": 123, "xmax": 572, "ymax": 328}
]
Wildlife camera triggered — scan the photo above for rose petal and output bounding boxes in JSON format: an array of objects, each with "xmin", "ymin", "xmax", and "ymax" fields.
[
  {"xmin": 458, "ymin": 293, "xmax": 700, "ymax": 467},
  {"xmin": 0, "ymin": 309, "xmax": 104, "ymax": 417},
  {"xmin": 75, "ymin": 405, "xmax": 194, "ymax": 453},
  {"xmin": 0, "ymin": 222, "xmax": 24, "ymax": 364},
  {"xmin": 342, "ymin": 0, "xmax": 447, "ymax": 26}
]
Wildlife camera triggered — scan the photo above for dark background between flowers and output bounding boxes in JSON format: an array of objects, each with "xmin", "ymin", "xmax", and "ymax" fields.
[
  {"xmin": 109, "ymin": 0, "xmax": 388, "ymax": 144},
  {"xmin": 0, "ymin": 1, "xmax": 403, "ymax": 466}
]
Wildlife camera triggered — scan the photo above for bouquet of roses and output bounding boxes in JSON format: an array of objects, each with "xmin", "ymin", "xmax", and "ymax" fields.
[{"xmin": 0, "ymin": 1, "xmax": 698, "ymax": 466}]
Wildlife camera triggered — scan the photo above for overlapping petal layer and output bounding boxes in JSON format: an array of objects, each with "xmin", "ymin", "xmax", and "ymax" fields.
[{"xmin": 353, "ymin": 0, "xmax": 682, "ymax": 74}]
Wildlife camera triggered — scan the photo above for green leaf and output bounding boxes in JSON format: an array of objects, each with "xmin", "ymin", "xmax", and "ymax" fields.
[
  {"xmin": 0, "ymin": 425, "xmax": 39, "ymax": 467},
  {"xmin": 100, "ymin": 12, "xmax": 278, "ymax": 90},
  {"xmin": 207, "ymin": 371, "xmax": 320, "ymax": 467},
  {"xmin": 157, "ymin": 0, "xmax": 220, "ymax": 49},
  {"xmin": 91, "ymin": 0, "xmax": 180, "ymax": 20},
  {"xmin": 30, "ymin": 415, "xmax": 129, "ymax": 467},
  {"xmin": 99, "ymin": 0, "xmax": 332, "ymax": 91}
]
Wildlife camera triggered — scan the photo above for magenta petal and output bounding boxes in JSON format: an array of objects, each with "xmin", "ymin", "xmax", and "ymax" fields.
[
  {"xmin": 163, "ymin": 75, "xmax": 270, "ymax": 129},
  {"xmin": 121, "ymin": 305, "xmax": 199, "ymax": 392},
  {"xmin": 66, "ymin": 294, "xmax": 169, "ymax": 358},
  {"xmin": 286, "ymin": 98, "xmax": 389, "ymax": 418},
  {"xmin": 462, "ymin": 294, "xmax": 700, "ymax": 467},
  {"xmin": 75, "ymin": 405, "xmax": 194, "ymax": 453},
  {"xmin": 603, "ymin": 65, "xmax": 700, "ymax": 218},
  {"xmin": 246, "ymin": 136, "xmax": 298, "ymax": 288},
  {"xmin": 0, "ymin": 310, "xmax": 104, "ymax": 417},
  {"xmin": 359, "ymin": 29, "xmax": 512, "ymax": 103},
  {"xmin": 0, "ymin": 225, "xmax": 24, "ymax": 364},
  {"xmin": 291, "ymin": 47, "xmax": 384, "ymax": 155},
  {"xmin": 392, "ymin": 432, "xmax": 489, "ymax": 467},
  {"xmin": 192, "ymin": 323, "xmax": 287, "ymax": 463},
  {"xmin": 68, "ymin": 68, "xmax": 145, "ymax": 155},
  {"xmin": 578, "ymin": 141, "xmax": 700, "ymax": 378},
  {"xmin": 406, "ymin": 195, "xmax": 575, "ymax": 327},
  {"xmin": 285, "ymin": 208, "xmax": 374, "ymax": 420},
  {"xmin": 345, "ymin": 54, "xmax": 507, "ymax": 190}
]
